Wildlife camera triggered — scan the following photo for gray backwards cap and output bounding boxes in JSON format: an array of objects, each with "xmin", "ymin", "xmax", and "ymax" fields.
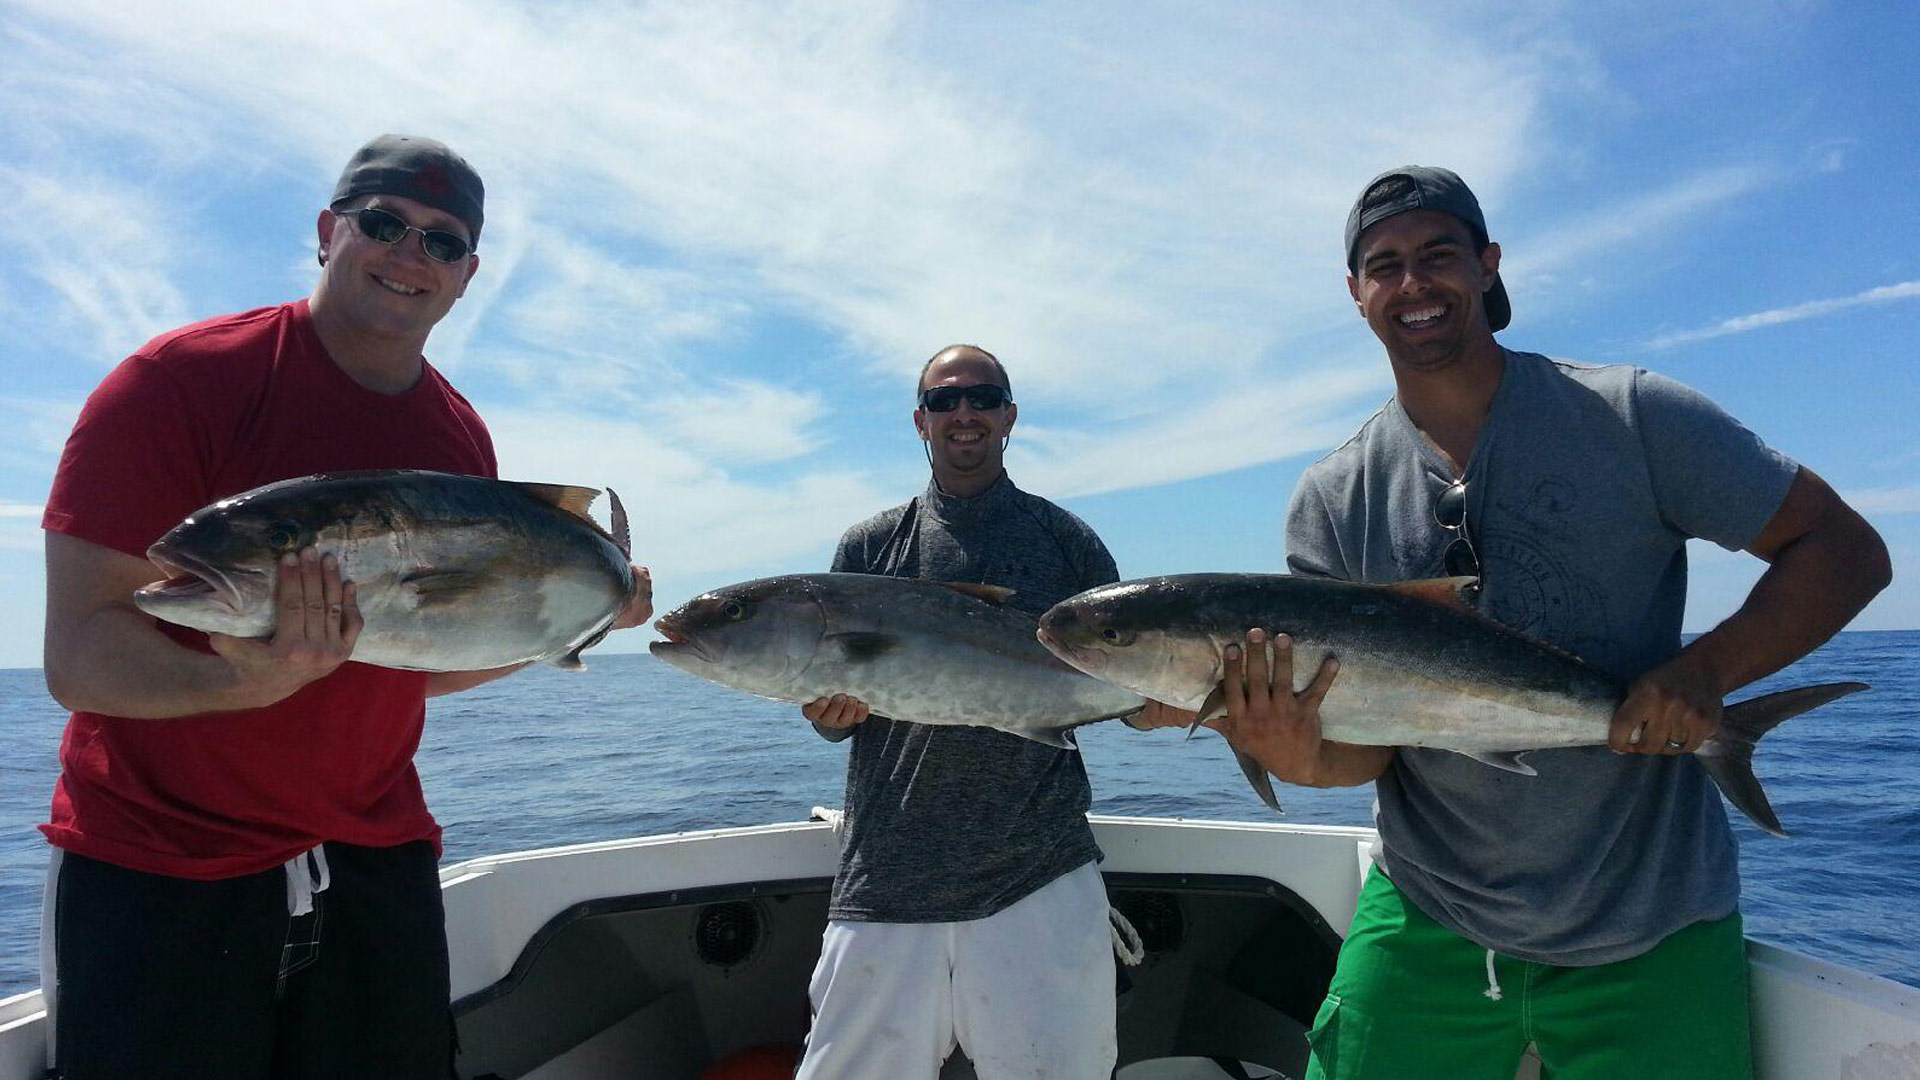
[
  {"xmin": 330, "ymin": 134, "xmax": 484, "ymax": 245},
  {"xmin": 1344, "ymin": 166, "xmax": 1509, "ymax": 332}
]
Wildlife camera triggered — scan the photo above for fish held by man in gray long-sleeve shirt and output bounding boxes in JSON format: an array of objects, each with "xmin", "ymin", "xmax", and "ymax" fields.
[{"xmin": 651, "ymin": 572, "xmax": 1146, "ymax": 747}]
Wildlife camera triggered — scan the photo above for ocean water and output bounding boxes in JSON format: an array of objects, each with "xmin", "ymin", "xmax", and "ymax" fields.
[{"xmin": 1, "ymin": 631, "xmax": 1916, "ymax": 996}]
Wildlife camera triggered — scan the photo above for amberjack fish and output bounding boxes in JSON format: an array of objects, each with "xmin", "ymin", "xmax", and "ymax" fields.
[
  {"xmin": 135, "ymin": 469, "xmax": 633, "ymax": 672},
  {"xmin": 650, "ymin": 573, "xmax": 1144, "ymax": 747},
  {"xmin": 1038, "ymin": 573, "xmax": 1865, "ymax": 834}
]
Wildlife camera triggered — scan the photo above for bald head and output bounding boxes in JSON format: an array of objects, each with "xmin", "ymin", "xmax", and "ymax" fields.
[{"xmin": 917, "ymin": 344, "xmax": 1011, "ymax": 398}]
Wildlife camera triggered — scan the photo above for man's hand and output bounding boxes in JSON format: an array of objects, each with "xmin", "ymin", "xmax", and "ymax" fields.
[
  {"xmin": 207, "ymin": 548, "xmax": 362, "ymax": 709},
  {"xmin": 802, "ymin": 694, "xmax": 871, "ymax": 730},
  {"xmin": 1220, "ymin": 629, "xmax": 1341, "ymax": 785},
  {"xmin": 610, "ymin": 565, "xmax": 654, "ymax": 630},
  {"xmin": 1609, "ymin": 653, "xmax": 1722, "ymax": 756}
]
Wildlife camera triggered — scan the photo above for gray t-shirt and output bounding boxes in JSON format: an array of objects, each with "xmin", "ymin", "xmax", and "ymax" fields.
[
  {"xmin": 1286, "ymin": 350, "xmax": 1797, "ymax": 966},
  {"xmin": 824, "ymin": 473, "xmax": 1119, "ymax": 923}
]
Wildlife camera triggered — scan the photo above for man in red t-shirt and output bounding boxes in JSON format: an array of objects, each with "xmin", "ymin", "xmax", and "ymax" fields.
[{"xmin": 38, "ymin": 134, "xmax": 652, "ymax": 1079}]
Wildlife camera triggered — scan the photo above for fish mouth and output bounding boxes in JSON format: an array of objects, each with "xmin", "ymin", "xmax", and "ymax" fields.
[
  {"xmin": 137, "ymin": 545, "xmax": 248, "ymax": 614},
  {"xmin": 649, "ymin": 618, "xmax": 714, "ymax": 664},
  {"xmin": 1036, "ymin": 624, "xmax": 1106, "ymax": 674}
]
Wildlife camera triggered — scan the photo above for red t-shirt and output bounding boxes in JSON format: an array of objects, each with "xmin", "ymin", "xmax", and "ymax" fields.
[{"xmin": 40, "ymin": 299, "xmax": 497, "ymax": 880}]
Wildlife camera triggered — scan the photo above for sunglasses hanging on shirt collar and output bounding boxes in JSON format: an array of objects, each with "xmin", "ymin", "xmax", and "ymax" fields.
[{"xmin": 1434, "ymin": 479, "xmax": 1484, "ymax": 593}]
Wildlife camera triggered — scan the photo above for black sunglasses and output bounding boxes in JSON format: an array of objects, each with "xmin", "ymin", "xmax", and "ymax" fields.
[
  {"xmin": 919, "ymin": 383, "xmax": 1012, "ymax": 412},
  {"xmin": 1434, "ymin": 479, "xmax": 1483, "ymax": 588},
  {"xmin": 334, "ymin": 206, "xmax": 473, "ymax": 264}
]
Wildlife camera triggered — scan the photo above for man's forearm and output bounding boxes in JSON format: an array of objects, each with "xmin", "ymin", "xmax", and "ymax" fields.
[
  {"xmin": 1684, "ymin": 514, "xmax": 1890, "ymax": 696},
  {"xmin": 1285, "ymin": 741, "xmax": 1395, "ymax": 788},
  {"xmin": 46, "ymin": 607, "xmax": 261, "ymax": 718},
  {"xmin": 425, "ymin": 663, "xmax": 531, "ymax": 698}
]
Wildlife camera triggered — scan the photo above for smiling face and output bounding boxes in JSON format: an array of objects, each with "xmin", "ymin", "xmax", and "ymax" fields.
[
  {"xmin": 1347, "ymin": 209, "xmax": 1502, "ymax": 374},
  {"xmin": 314, "ymin": 193, "xmax": 479, "ymax": 346},
  {"xmin": 913, "ymin": 347, "xmax": 1017, "ymax": 496}
]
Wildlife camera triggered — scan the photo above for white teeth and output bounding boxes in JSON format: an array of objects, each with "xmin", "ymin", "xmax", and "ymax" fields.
[
  {"xmin": 375, "ymin": 276, "xmax": 424, "ymax": 296},
  {"xmin": 1399, "ymin": 305, "xmax": 1445, "ymax": 326},
  {"xmin": 952, "ymin": 433, "xmax": 984, "ymax": 443}
]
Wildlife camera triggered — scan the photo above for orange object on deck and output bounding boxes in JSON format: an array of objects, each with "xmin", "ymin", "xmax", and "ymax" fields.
[{"xmin": 697, "ymin": 1043, "xmax": 804, "ymax": 1079}]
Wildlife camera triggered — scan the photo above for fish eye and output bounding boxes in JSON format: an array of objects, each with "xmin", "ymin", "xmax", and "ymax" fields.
[
  {"xmin": 266, "ymin": 521, "xmax": 303, "ymax": 551},
  {"xmin": 722, "ymin": 601, "xmax": 746, "ymax": 621},
  {"xmin": 1098, "ymin": 626, "xmax": 1137, "ymax": 646}
]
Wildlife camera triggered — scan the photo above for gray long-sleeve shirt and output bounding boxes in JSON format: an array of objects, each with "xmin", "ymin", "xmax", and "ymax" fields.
[{"xmin": 824, "ymin": 472, "xmax": 1119, "ymax": 923}]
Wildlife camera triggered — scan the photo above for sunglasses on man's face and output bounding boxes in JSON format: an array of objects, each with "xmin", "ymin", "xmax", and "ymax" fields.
[
  {"xmin": 1434, "ymin": 479, "xmax": 1483, "ymax": 587},
  {"xmin": 919, "ymin": 383, "xmax": 1012, "ymax": 412},
  {"xmin": 335, "ymin": 206, "xmax": 473, "ymax": 264}
]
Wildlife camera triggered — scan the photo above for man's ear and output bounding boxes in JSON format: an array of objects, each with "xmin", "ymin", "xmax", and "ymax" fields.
[
  {"xmin": 913, "ymin": 407, "xmax": 929, "ymax": 441},
  {"xmin": 1480, "ymin": 242, "xmax": 1502, "ymax": 287},
  {"xmin": 454, "ymin": 253, "xmax": 480, "ymax": 299},
  {"xmin": 1003, "ymin": 401, "xmax": 1017, "ymax": 432},
  {"xmin": 1347, "ymin": 273, "xmax": 1363, "ymax": 316},
  {"xmin": 316, "ymin": 209, "xmax": 337, "ymax": 267}
]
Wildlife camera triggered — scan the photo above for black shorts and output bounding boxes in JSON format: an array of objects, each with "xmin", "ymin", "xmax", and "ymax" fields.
[{"xmin": 48, "ymin": 840, "xmax": 454, "ymax": 1080}]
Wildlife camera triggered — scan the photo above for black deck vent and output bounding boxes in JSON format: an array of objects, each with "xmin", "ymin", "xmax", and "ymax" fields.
[
  {"xmin": 1114, "ymin": 890, "xmax": 1184, "ymax": 954},
  {"xmin": 693, "ymin": 900, "xmax": 763, "ymax": 969}
]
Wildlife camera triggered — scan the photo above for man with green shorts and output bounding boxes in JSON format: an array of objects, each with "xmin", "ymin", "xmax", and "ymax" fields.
[{"xmin": 1195, "ymin": 167, "xmax": 1890, "ymax": 1077}]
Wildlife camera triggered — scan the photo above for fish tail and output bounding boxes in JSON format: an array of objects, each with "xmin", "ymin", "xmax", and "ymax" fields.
[{"xmin": 1697, "ymin": 681, "xmax": 1868, "ymax": 837}]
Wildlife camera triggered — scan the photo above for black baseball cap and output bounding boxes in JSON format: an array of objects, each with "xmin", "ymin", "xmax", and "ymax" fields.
[
  {"xmin": 1344, "ymin": 166, "xmax": 1510, "ymax": 332},
  {"xmin": 330, "ymin": 134, "xmax": 485, "ymax": 245}
]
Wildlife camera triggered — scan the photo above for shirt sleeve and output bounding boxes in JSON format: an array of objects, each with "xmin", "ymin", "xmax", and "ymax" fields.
[
  {"xmin": 1284, "ymin": 472, "xmax": 1352, "ymax": 581},
  {"xmin": 43, "ymin": 355, "xmax": 220, "ymax": 559},
  {"xmin": 1072, "ymin": 522, "xmax": 1121, "ymax": 590},
  {"xmin": 1633, "ymin": 369, "xmax": 1798, "ymax": 552}
]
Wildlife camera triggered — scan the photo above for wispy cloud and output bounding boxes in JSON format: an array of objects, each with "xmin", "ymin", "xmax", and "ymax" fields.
[
  {"xmin": 1644, "ymin": 280, "xmax": 1920, "ymax": 350},
  {"xmin": 0, "ymin": 167, "xmax": 192, "ymax": 365},
  {"xmin": 1501, "ymin": 166, "xmax": 1765, "ymax": 294},
  {"xmin": 0, "ymin": 0, "xmax": 1814, "ymax": 606},
  {"xmin": 1844, "ymin": 485, "xmax": 1920, "ymax": 517}
]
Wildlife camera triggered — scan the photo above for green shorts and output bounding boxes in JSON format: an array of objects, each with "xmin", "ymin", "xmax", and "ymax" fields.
[{"xmin": 1305, "ymin": 871, "xmax": 1752, "ymax": 1080}]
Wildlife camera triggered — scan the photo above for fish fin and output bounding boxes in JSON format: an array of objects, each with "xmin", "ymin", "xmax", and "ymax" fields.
[
  {"xmin": 1186, "ymin": 684, "xmax": 1226, "ymax": 742},
  {"xmin": 1233, "ymin": 748, "xmax": 1282, "ymax": 812},
  {"xmin": 1457, "ymin": 749, "xmax": 1536, "ymax": 776},
  {"xmin": 1008, "ymin": 725, "xmax": 1080, "ymax": 749},
  {"xmin": 512, "ymin": 482, "xmax": 603, "ymax": 523},
  {"xmin": 1384, "ymin": 576, "xmax": 1480, "ymax": 612},
  {"xmin": 551, "ymin": 621, "xmax": 616, "ymax": 670},
  {"xmin": 1698, "ymin": 681, "xmax": 1867, "ymax": 838},
  {"xmin": 823, "ymin": 631, "xmax": 900, "ymax": 663},
  {"xmin": 936, "ymin": 582, "xmax": 1016, "ymax": 605},
  {"xmin": 401, "ymin": 569, "xmax": 488, "ymax": 605},
  {"xmin": 608, "ymin": 488, "xmax": 631, "ymax": 559}
]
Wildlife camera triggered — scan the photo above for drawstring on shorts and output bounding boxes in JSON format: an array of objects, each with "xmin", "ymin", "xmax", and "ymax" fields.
[
  {"xmin": 284, "ymin": 846, "xmax": 332, "ymax": 917},
  {"xmin": 1482, "ymin": 947, "xmax": 1504, "ymax": 1001}
]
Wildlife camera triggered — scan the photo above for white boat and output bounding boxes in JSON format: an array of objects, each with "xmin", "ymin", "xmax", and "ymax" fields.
[{"xmin": 3, "ymin": 814, "xmax": 1916, "ymax": 1079}]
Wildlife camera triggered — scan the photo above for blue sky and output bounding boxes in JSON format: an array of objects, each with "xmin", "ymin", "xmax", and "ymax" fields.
[{"xmin": 0, "ymin": 0, "xmax": 1915, "ymax": 670}]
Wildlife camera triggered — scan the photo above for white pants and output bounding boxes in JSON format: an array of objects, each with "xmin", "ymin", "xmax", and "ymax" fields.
[{"xmin": 796, "ymin": 862, "xmax": 1117, "ymax": 1080}]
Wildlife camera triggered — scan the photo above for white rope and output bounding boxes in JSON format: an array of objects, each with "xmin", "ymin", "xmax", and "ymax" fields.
[
  {"xmin": 1482, "ymin": 947, "xmax": 1504, "ymax": 1001},
  {"xmin": 1109, "ymin": 905, "xmax": 1145, "ymax": 967},
  {"xmin": 809, "ymin": 806, "xmax": 847, "ymax": 839}
]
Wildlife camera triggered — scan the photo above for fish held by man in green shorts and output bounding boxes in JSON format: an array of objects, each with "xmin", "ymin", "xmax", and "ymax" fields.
[
  {"xmin": 1036, "ymin": 573, "xmax": 1865, "ymax": 834},
  {"xmin": 650, "ymin": 572, "xmax": 1145, "ymax": 748},
  {"xmin": 134, "ymin": 469, "xmax": 635, "ymax": 672}
]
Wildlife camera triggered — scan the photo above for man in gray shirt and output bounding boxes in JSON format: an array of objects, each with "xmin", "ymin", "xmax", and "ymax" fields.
[
  {"xmin": 794, "ymin": 345, "xmax": 1134, "ymax": 1080},
  {"xmin": 1199, "ymin": 168, "xmax": 1889, "ymax": 1078}
]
